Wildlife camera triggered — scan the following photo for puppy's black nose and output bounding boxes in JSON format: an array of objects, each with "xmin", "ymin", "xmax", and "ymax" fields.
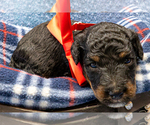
[{"xmin": 109, "ymin": 91, "xmax": 123, "ymax": 100}]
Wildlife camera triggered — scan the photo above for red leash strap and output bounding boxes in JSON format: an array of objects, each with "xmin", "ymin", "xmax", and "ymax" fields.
[{"xmin": 47, "ymin": 0, "xmax": 95, "ymax": 86}]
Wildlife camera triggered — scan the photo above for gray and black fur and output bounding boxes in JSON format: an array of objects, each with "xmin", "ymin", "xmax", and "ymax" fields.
[{"xmin": 9, "ymin": 21, "xmax": 143, "ymax": 108}]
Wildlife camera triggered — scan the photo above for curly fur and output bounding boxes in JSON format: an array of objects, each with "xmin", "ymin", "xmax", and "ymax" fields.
[{"xmin": 9, "ymin": 21, "xmax": 143, "ymax": 108}]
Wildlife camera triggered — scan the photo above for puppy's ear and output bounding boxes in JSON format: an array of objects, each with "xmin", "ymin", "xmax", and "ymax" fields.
[
  {"xmin": 71, "ymin": 30, "xmax": 87, "ymax": 65},
  {"xmin": 130, "ymin": 31, "xmax": 143, "ymax": 60}
]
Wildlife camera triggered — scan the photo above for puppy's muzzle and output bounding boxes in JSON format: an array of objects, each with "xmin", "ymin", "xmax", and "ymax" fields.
[{"xmin": 92, "ymin": 79, "xmax": 136, "ymax": 108}]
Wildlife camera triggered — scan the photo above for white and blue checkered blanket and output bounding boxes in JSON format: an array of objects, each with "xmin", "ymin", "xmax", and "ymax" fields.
[{"xmin": 0, "ymin": 5, "xmax": 150, "ymax": 110}]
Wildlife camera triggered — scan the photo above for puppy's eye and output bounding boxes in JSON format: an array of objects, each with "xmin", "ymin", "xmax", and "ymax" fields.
[
  {"xmin": 90, "ymin": 63, "xmax": 97, "ymax": 68},
  {"xmin": 124, "ymin": 58, "xmax": 131, "ymax": 64}
]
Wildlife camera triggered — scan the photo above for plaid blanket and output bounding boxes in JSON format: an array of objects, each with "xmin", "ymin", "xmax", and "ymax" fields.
[{"xmin": 0, "ymin": 5, "xmax": 150, "ymax": 110}]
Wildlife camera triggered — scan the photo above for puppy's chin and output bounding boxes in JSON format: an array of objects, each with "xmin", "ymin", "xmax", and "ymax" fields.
[{"xmin": 107, "ymin": 102, "xmax": 126, "ymax": 108}]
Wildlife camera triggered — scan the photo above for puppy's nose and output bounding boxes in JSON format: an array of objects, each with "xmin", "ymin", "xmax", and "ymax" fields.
[{"xmin": 109, "ymin": 91, "xmax": 123, "ymax": 100}]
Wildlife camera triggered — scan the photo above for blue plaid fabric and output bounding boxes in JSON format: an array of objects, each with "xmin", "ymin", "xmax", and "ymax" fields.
[
  {"xmin": 117, "ymin": 16, "xmax": 150, "ymax": 94},
  {"xmin": 0, "ymin": 5, "xmax": 150, "ymax": 110}
]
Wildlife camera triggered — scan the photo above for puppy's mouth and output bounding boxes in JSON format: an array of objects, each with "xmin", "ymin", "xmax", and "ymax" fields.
[
  {"xmin": 85, "ymin": 74, "xmax": 136, "ymax": 108},
  {"xmin": 102, "ymin": 93, "xmax": 131, "ymax": 108},
  {"xmin": 92, "ymin": 82, "xmax": 136, "ymax": 108}
]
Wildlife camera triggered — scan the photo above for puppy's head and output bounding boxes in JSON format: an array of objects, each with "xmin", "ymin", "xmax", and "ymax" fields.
[{"xmin": 71, "ymin": 22, "xmax": 143, "ymax": 108}]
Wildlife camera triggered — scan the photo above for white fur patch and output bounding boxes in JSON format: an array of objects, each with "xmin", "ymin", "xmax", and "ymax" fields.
[{"xmin": 108, "ymin": 102, "xmax": 126, "ymax": 108}]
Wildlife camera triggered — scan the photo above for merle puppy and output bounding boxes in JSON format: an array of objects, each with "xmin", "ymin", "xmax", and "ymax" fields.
[{"xmin": 9, "ymin": 21, "xmax": 143, "ymax": 108}]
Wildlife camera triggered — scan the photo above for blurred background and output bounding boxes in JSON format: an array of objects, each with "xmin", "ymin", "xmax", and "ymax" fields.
[
  {"xmin": 0, "ymin": 0, "xmax": 149, "ymax": 28},
  {"xmin": 0, "ymin": 0, "xmax": 149, "ymax": 13}
]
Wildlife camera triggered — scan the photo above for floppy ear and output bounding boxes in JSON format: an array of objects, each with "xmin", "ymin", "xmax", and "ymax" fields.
[
  {"xmin": 130, "ymin": 31, "xmax": 143, "ymax": 60},
  {"xmin": 71, "ymin": 30, "xmax": 87, "ymax": 65}
]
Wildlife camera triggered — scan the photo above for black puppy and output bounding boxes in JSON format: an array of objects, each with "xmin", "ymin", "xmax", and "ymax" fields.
[{"xmin": 9, "ymin": 21, "xmax": 143, "ymax": 108}]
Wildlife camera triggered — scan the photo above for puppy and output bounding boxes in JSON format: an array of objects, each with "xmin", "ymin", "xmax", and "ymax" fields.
[{"xmin": 9, "ymin": 21, "xmax": 143, "ymax": 108}]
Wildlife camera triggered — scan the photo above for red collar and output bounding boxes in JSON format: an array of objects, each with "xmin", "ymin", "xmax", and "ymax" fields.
[{"xmin": 47, "ymin": 0, "xmax": 95, "ymax": 86}]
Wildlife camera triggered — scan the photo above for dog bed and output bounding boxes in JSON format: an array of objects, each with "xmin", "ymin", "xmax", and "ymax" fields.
[{"xmin": 0, "ymin": 5, "xmax": 150, "ymax": 111}]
